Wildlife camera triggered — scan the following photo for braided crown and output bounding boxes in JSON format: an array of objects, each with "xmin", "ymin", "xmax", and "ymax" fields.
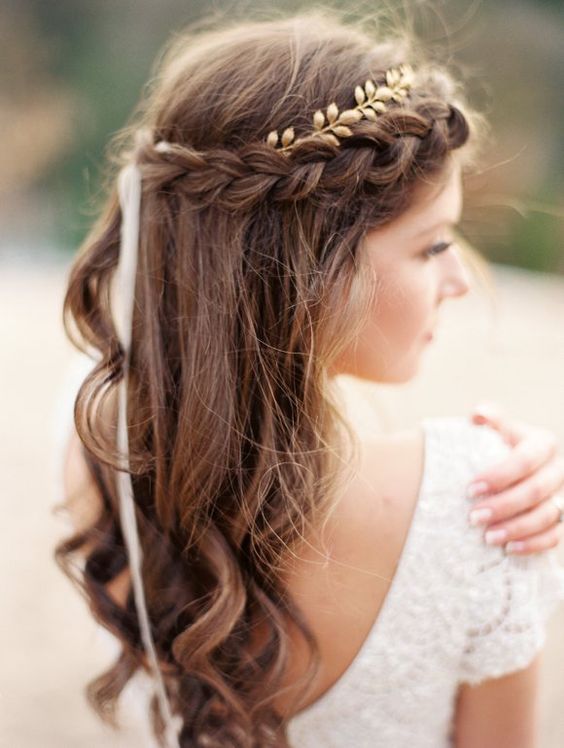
[
  {"xmin": 130, "ymin": 63, "xmax": 427, "ymax": 209},
  {"xmin": 266, "ymin": 63, "xmax": 415, "ymax": 154}
]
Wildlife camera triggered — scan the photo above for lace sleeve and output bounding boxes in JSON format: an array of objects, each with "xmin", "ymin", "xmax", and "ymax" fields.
[{"xmin": 458, "ymin": 424, "xmax": 564, "ymax": 686}]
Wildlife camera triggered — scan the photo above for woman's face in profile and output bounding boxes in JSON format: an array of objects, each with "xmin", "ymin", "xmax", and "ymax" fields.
[{"xmin": 331, "ymin": 159, "xmax": 471, "ymax": 383}]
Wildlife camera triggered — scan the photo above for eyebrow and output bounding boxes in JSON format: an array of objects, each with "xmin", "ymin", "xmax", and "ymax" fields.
[{"xmin": 418, "ymin": 218, "xmax": 460, "ymax": 236}]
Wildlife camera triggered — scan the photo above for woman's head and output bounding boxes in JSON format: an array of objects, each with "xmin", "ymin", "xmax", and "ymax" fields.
[
  {"xmin": 331, "ymin": 154, "xmax": 471, "ymax": 383},
  {"xmin": 58, "ymin": 8, "xmax": 487, "ymax": 747},
  {"xmin": 97, "ymin": 9, "xmax": 481, "ymax": 389}
]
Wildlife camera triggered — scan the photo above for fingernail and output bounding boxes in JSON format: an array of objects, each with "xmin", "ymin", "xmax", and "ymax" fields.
[
  {"xmin": 506, "ymin": 541, "xmax": 525, "ymax": 554},
  {"xmin": 473, "ymin": 403, "xmax": 497, "ymax": 418},
  {"xmin": 469, "ymin": 507, "xmax": 493, "ymax": 526},
  {"xmin": 485, "ymin": 528, "xmax": 507, "ymax": 545},
  {"xmin": 473, "ymin": 411, "xmax": 489, "ymax": 422},
  {"xmin": 467, "ymin": 481, "xmax": 489, "ymax": 499}
]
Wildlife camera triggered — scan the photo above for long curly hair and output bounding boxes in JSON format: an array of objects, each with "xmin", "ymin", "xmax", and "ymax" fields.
[{"xmin": 55, "ymin": 7, "xmax": 489, "ymax": 747}]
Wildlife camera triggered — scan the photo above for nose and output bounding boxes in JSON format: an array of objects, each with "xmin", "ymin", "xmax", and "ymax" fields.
[{"xmin": 440, "ymin": 246, "xmax": 471, "ymax": 299}]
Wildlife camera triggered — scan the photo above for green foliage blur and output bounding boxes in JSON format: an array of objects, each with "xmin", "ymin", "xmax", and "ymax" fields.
[{"xmin": 2, "ymin": 0, "xmax": 563, "ymax": 273}]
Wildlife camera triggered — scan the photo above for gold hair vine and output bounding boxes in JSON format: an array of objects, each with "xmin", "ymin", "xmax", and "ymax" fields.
[{"xmin": 266, "ymin": 63, "xmax": 414, "ymax": 155}]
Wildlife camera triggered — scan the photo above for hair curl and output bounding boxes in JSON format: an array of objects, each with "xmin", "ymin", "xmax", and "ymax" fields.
[{"xmin": 55, "ymin": 7, "xmax": 489, "ymax": 747}]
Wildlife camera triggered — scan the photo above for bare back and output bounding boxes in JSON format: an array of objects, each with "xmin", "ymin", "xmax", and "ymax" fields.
[
  {"xmin": 268, "ymin": 426, "xmax": 425, "ymax": 717},
  {"xmin": 63, "ymin": 415, "xmax": 559, "ymax": 747}
]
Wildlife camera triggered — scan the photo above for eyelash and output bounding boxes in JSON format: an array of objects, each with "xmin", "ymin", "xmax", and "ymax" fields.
[{"xmin": 424, "ymin": 241, "xmax": 453, "ymax": 258}]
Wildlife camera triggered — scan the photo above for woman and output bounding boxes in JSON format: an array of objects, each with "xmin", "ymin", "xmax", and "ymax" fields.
[{"xmin": 55, "ymin": 8, "xmax": 564, "ymax": 747}]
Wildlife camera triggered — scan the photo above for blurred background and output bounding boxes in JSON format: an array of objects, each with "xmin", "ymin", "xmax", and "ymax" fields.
[
  {"xmin": 2, "ymin": 0, "xmax": 562, "ymax": 269},
  {"xmin": 1, "ymin": 0, "xmax": 563, "ymax": 746}
]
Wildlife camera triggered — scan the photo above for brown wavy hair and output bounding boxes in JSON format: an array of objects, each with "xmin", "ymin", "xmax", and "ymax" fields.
[{"xmin": 55, "ymin": 6, "xmax": 490, "ymax": 747}]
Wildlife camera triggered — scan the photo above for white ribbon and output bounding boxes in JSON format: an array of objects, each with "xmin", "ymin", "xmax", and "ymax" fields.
[{"xmin": 115, "ymin": 151, "xmax": 181, "ymax": 747}]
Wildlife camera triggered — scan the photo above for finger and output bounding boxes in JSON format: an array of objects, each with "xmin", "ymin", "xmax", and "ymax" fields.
[
  {"xmin": 469, "ymin": 457, "xmax": 564, "ymax": 526},
  {"xmin": 470, "ymin": 401, "xmax": 504, "ymax": 427},
  {"xmin": 470, "ymin": 403, "xmax": 531, "ymax": 447},
  {"xmin": 477, "ymin": 497, "xmax": 562, "ymax": 547},
  {"xmin": 468, "ymin": 427, "xmax": 558, "ymax": 497},
  {"xmin": 470, "ymin": 410, "xmax": 529, "ymax": 447},
  {"xmin": 504, "ymin": 524, "xmax": 562, "ymax": 556}
]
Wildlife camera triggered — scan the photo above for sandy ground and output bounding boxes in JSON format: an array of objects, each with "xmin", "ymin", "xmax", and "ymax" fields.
[{"xmin": 1, "ymin": 256, "xmax": 563, "ymax": 747}]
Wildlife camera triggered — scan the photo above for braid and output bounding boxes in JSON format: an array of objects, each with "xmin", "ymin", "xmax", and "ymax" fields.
[{"xmin": 132, "ymin": 99, "xmax": 463, "ymax": 211}]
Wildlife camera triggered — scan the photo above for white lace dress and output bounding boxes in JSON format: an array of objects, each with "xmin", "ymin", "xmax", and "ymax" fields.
[
  {"xmin": 52, "ymin": 354, "xmax": 564, "ymax": 747},
  {"xmin": 287, "ymin": 417, "xmax": 564, "ymax": 747}
]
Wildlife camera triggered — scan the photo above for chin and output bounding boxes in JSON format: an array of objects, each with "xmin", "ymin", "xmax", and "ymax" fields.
[
  {"xmin": 327, "ymin": 348, "xmax": 423, "ymax": 384},
  {"xmin": 379, "ymin": 370, "xmax": 418, "ymax": 385},
  {"xmin": 348, "ymin": 361, "xmax": 420, "ymax": 385},
  {"xmin": 371, "ymin": 355, "xmax": 421, "ymax": 384}
]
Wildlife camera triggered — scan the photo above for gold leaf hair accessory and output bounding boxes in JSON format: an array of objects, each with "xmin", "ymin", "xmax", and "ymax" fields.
[{"xmin": 266, "ymin": 63, "xmax": 414, "ymax": 154}]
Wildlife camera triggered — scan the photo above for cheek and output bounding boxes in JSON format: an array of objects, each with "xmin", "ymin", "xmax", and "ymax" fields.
[
  {"xmin": 329, "ymin": 262, "xmax": 434, "ymax": 383},
  {"xmin": 373, "ymin": 267, "xmax": 431, "ymax": 342}
]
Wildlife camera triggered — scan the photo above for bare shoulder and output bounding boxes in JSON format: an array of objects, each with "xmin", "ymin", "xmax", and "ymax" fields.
[
  {"xmin": 357, "ymin": 425, "xmax": 425, "ymax": 509},
  {"xmin": 327, "ymin": 424, "xmax": 427, "ymax": 591},
  {"xmin": 285, "ymin": 423, "xmax": 426, "ymax": 571}
]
